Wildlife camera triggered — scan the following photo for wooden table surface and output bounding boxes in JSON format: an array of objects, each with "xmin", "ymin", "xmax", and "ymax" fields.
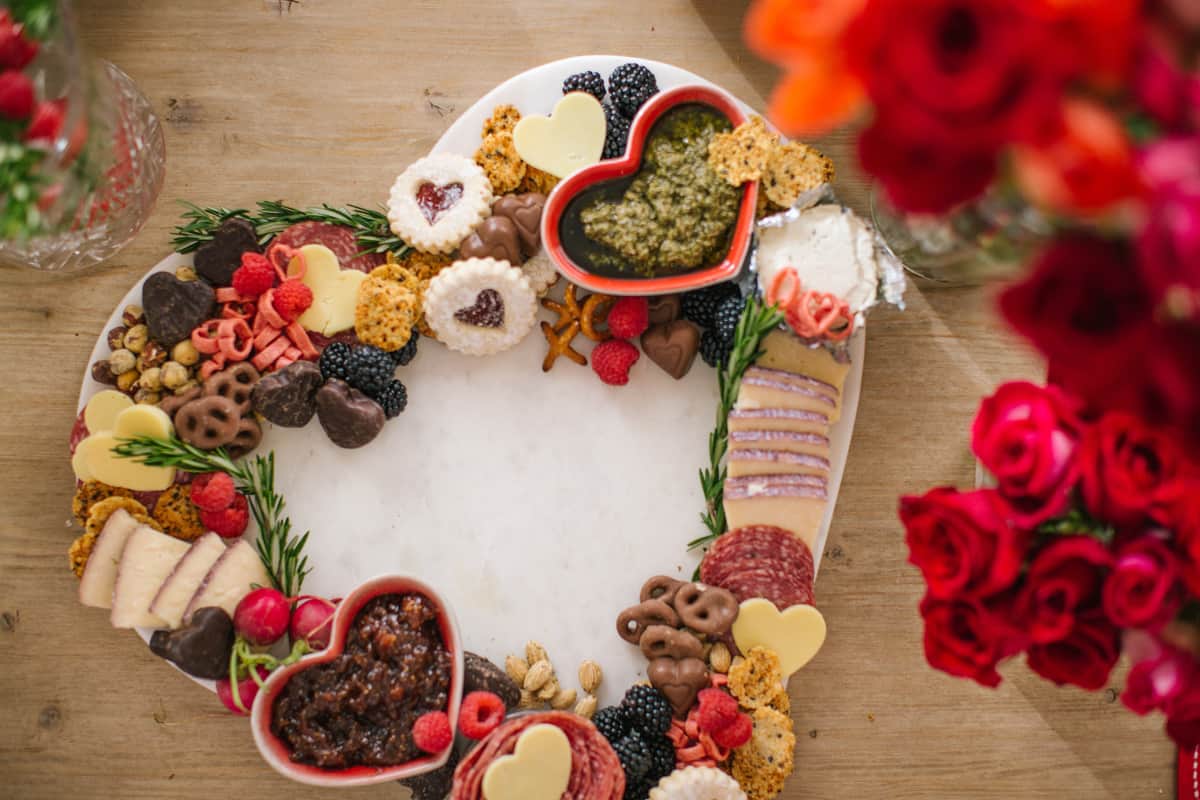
[{"xmin": 0, "ymin": 1, "xmax": 1176, "ymax": 798}]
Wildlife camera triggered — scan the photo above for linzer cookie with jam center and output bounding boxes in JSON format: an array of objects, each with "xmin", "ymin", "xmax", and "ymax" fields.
[
  {"xmin": 423, "ymin": 258, "xmax": 537, "ymax": 356},
  {"xmin": 388, "ymin": 153, "xmax": 493, "ymax": 254}
]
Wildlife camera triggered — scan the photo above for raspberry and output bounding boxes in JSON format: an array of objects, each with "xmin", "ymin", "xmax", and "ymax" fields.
[
  {"xmin": 709, "ymin": 710, "xmax": 752, "ymax": 750},
  {"xmin": 412, "ymin": 711, "xmax": 453, "ymax": 754},
  {"xmin": 199, "ymin": 493, "xmax": 249, "ymax": 539},
  {"xmin": 591, "ymin": 339, "xmax": 639, "ymax": 386},
  {"xmin": 24, "ymin": 99, "xmax": 64, "ymax": 142},
  {"xmin": 189, "ymin": 471, "xmax": 236, "ymax": 513},
  {"xmin": 231, "ymin": 253, "xmax": 276, "ymax": 297},
  {"xmin": 458, "ymin": 691, "xmax": 506, "ymax": 740},
  {"xmin": 607, "ymin": 297, "xmax": 650, "ymax": 339},
  {"xmin": 695, "ymin": 688, "xmax": 739, "ymax": 733},
  {"xmin": 272, "ymin": 279, "xmax": 314, "ymax": 322}
]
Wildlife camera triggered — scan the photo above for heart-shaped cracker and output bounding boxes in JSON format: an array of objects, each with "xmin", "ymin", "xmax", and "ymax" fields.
[
  {"xmin": 731, "ymin": 597, "xmax": 826, "ymax": 677},
  {"xmin": 512, "ymin": 93, "xmax": 606, "ymax": 179},
  {"xmin": 481, "ymin": 723, "xmax": 572, "ymax": 800},
  {"xmin": 288, "ymin": 244, "xmax": 366, "ymax": 336},
  {"xmin": 72, "ymin": 396, "xmax": 176, "ymax": 491}
]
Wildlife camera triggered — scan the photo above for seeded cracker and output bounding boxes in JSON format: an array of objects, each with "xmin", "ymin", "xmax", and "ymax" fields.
[
  {"xmin": 85, "ymin": 496, "xmax": 153, "ymax": 538},
  {"xmin": 475, "ymin": 131, "xmax": 527, "ymax": 195},
  {"xmin": 152, "ymin": 484, "xmax": 206, "ymax": 542},
  {"xmin": 355, "ymin": 275, "xmax": 419, "ymax": 351},
  {"xmin": 728, "ymin": 646, "xmax": 786, "ymax": 710},
  {"xmin": 520, "ymin": 164, "xmax": 560, "ymax": 195},
  {"xmin": 763, "ymin": 140, "xmax": 835, "ymax": 208},
  {"xmin": 708, "ymin": 115, "xmax": 777, "ymax": 186},
  {"xmin": 730, "ymin": 706, "xmax": 796, "ymax": 800},
  {"xmin": 393, "ymin": 249, "xmax": 453, "ymax": 282},
  {"xmin": 482, "ymin": 104, "xmax": 522, "ymax": 138},
  {"xmin": 72, "ymin": 480, "xmax": 133, "ymax": 526}
]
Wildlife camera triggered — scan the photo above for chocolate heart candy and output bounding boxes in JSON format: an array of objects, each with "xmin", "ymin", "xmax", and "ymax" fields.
[
  {"xmin": 640, "ymin": 320, "xmax": 700, "ymax": 380},
  {"xmin": 647, "ymin": 294, "xmax": 681, "ymax": 325},
  {"xmin": 252, "ymin": 361, "xmax": 323, "ymax": 427},
  {"xmin": 193, "ymin": 217, "xmax": 260, "ymax": 287},
  {"xmin": 143, "ymin": 271, "xmax": 216, "ymax": 346},
  {"xmin": 647, "ymin": 655, "xmax": 709, "ymax": 717},
  {"xmin": 492, "ymin": 193, "xmax": 546, "ymax": 256},
  {"xmin": 454, "ymin": 288, "xmax": 505, "ymax": 328},
  {"xmin": 316, "ymin": 379, "xmax": 386, "ymax": 449},
  {"xmin": 149, "ymin": 606, "xmax": 235, "ymax": 680},
  {"xmin": 464, "ymin": 651, "xmax": 521, "ymax": 710},
  {"xmin": 460, "ymin": 216, "xmax": 523, "ymax": 266}
]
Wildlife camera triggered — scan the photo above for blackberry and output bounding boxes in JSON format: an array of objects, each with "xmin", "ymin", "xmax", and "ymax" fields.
[
  {"xmin": 376, "ymin": 380, "xmax": 408, "ymax": 419},
  {"xmin": 612, "ymin": 730, "xmax": 652, "ymax": 783},
  {"xmin": 389, "ymin": 329, "xmax": 420, "ymax": 367},
  {"xmin": 700, "ymin": 328, "xmax": 733, "ymax": 368},
  {"xmin": 603, "ymin": 104, "xmax": 632, "ymax": 160},
  {"xmin": 646, "ymin": 733, "xmax": 676, "ymax": 780},
  {"xmin": 318, "ymin": 341, "xmax": 352, "ymax": 382},
  {"xmin": 609, "ymin": 62, "xmax": 659, "ymax": 117},
  {"xmin": 681, "ymin": 282, "xmax": 740, "ymax": 329},
  {"xmin": 619, "ymin": 685, "xmax": 673, "ymax": 736},
  {"xmin": 593, "ymin": 705, "xmax": 631, "ymax": 743},
  {"xmin": 563, "ymin": 70, "xmax": 606, "ymax": 101},
  {"xmin": 713, "ymin": 292, "xmax": 747, "ymax": 344},
  {"xmin": 623, "ymin": 775, "xmax": 655, "ymax": 800},
  {"xmin": 346, "ymin": 345, "xmax": 395, "ymax": 397}
]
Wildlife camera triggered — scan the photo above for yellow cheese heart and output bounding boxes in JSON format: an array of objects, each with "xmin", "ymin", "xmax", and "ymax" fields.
[
  {"xmin": 112, "ymin": 404, "xmax": 173, "ymax": 440},
  {"xmin": 482, "ymin": 723, "xmax": 572, "ymax": 800},
  {"xmin": 731, "ymin": 598, "xmax": 827, "ymax": 677},
  {"xmin": 512, "ymin": 92, "xmax": 606, "ymax": 179},
  {"xmin": 288, "ymin": 244, "xmax": 365, "ymax": 336},
  {"xmin": 84, "ymin": 390, "xmax": 133, "ymax": 434},
  {"xmin": 72, "ymin": 403, "xmax": 176, "ymax": 491}
]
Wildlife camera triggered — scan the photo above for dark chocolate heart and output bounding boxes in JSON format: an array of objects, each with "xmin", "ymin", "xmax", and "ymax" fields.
[
  {"xmin": 416, "ymin": 181, "xmax": 463, "ymax": 225},
  {"xmin": 492, "ymin": 193, "xmax": 546, "ymax": 256},
  {"xmin": 463, "ymin": 651, "xmax": 521, "ymax": 711},
  {"xmin": 648, "ymin": 294, "xmax": 682, "ymax": 325},
  {"xmin": 194, "ymin": 217, "xmax": 260, "ymax": 286},
  {"xmin": 646, "ymin": 655, "xmax": 709, "ymax": 717},
  {"xmin": 454, "ymin": 289, "xmax": 505, "ymax": 328},
  {"xmin": 149, "ymin": 606, "xmax": 235, "ymax": 680},
  {"xmin": 252, "ymin": 361, "xmax": 324, "ymax": 428},
  {"xmin": 640, "ymin": 320, "xmax": 700, "ymax": 380},
  {"xmin": 316, "ymin": 379, "xmax": 386, "ymax": 449},
  {"xmin": 458, "ymin": 216, "xmax": 523, "ymax": 266},
  {"xmin": 143, "ymin": 271, "xmax": 217, "ymax": 346}
]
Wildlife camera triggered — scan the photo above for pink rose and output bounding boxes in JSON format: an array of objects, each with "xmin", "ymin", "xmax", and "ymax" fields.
[
  {"xmin": 971, "ymin": 381, "xmax": 1083, "ymax": 526},
  {"xmin": 1016, "ymin": 536, "xmax": 1112, "ymax": 643},
  {"xmin": 1137, "ymin": 138, "xmax": 1200, "ymax": 303},
  {"xmin": 1122, "ymin": 631, "xmax": 1193, "ymax": 715},
  {"xmin": 1102, "ymin": 535, "xmax": 1185, "ymax": 630}
]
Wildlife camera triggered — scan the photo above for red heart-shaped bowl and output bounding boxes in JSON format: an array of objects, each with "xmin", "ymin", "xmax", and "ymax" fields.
[
  {"xmin": 250, "ymin": 574, "xmax": 464, "ymax": 787},
  {"xmin": 541, "ymin": 84, "xmax": 758, "ymax": 296}
]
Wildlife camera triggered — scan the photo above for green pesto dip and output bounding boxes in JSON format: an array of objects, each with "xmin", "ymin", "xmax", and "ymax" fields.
[{"xmin": 576, "ymin": 104, "xmax": 738, "ymax": 278}]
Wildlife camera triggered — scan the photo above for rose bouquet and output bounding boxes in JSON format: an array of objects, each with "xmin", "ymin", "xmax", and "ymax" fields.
[{"xmin": 901, "ymin": 380, "xmax": 1200, "ymax": 746}]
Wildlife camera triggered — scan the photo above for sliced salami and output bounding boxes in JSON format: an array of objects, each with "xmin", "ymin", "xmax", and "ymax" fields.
[
  {"xmin": 700, "ymin": 525, "xmax": 814, "ymax": 587},
  {"xmin": 719, "ymin": 565, "xmax": 815, "ymax": 608},
  {"xmin": 270, "ymin": 221, "xmax": 386, "ymax": 273}
]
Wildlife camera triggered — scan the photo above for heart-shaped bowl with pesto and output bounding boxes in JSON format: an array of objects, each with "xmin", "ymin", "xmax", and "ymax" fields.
[
  {"xmin": 541, "ymin": 84, "xmax": 759, "ymax": 297},
  {"xmin": 250, "ymin": 574, "xmax": 464, "ymax": 787}
]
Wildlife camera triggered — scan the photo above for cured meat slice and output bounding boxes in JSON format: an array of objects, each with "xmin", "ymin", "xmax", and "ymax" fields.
[
  {"xmin": 720, "ymin": 565, "xmax": 814, "ymax": 608},
  {"xmin": 703, "ymin": 525, "xmax": 812, "ymax": 573},
  {"xmin": 701, "ymin": 525, "xmax": 817, "ymax": 609},
  {"xmin": 270, "ymin": 221, "xmax": 386, "ymax": 273}
]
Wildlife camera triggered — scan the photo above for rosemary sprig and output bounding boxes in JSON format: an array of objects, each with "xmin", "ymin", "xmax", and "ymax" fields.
[
  {"xmin": 688, "ymin": 295, "xmax": 785, "ymax": 554},
  {"xmin": 170, "ymin": 199, "xmax": 411, "ymax": 259},
  {"xmin": 112, "ymin": 437, "xmax": 311, "ymax": 596}
]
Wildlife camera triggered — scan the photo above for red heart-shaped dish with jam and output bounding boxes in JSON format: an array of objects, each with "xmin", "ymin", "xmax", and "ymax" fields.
[
  {"xmin": 541, "ymin": 84, "xmax": 759, "ymax": 297},
  {"xmin": 251, "ymin": 575, "xmax": 463, "ymax": 787}
]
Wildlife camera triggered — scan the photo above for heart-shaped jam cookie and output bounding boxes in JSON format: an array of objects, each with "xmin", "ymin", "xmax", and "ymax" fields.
[
  {"xmin": 454, "ymin": 288, "xmax": 505, "ymax": 328},
  {"xmin": 423, "ymin": 258, "xmax": 536, "ymax": 356},
  {"xmin": 416, "ymin": 181, "xmax": 464, "ymax": 225},
  {"xmin": 387, "ymin": 153, "xmax": 493, "ymax": 255}
]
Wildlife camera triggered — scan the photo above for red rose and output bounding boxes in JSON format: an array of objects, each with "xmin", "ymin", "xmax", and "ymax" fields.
[
  {"xmin": 1079, "ymin": 412, "xmax": 1188, "ymax": 528},
  {"xmin": 919, "ymin": 592, "xmax": 1022, "ymax": 688},
  {"xmin": 1167, "ymin": 680, "xmax": 1200, "ymax": 748},
  {"xmin": 1026, "ymin": 611, "xmax": 1120, "ymax": 691},
  {"xmin": 1168, "ymin": 484, "xmax": 1200, "ymax": 595},
  {"xmin": 1016, "ymin": 536, "xmax": 1112, "ymax": 643},
  {"xmin": 901, "ymin": 488, "xmax": 1028, "ymax": 599},
  {"xmin": 0, "ymin": 68, "xmax": 33, "ymax": 120},
  {"xmin": 999, "ymin": 235, "xmax": 1155, "ymax": 416},
  {"xmin": 1137, "ymin": 323, "xmax": 1200, "ymax": 449},
  {"xmin": 1103, "ymin": 536, "xmax": 1185, "ymax": 630},
  {"xmin": 971, "ymin": 381, "xmax": 1083, "ymax": 527}
]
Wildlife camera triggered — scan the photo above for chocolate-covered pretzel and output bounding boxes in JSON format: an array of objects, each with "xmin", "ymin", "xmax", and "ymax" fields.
[
  {"xmin": 203, "ymin": 362, "xmax": 260, "ymax": 416},
  {"xmin": 640, "ymin": 575, "xmax": 685, "ymax": 607},
  {"xmin": 226, "ymin": 416, "xmax": 262, "ymax": 458},
  {"xmin": 639, "ymin": 625, "xmax": 703, "ymax": 661},
  {"xmin": 616, "ymin": 599, "xmax": 681, "ymax": 645},
  {"xmin": 175, "ymin": 395, "xmax": 241, "ymax": 450},
  {"xmin": 674, "ymin": 582, "xmax": 739, "ymax": 636},
  {"xmin": 158, "ymin": 385, "xmax": 201, "ymax": 419}
]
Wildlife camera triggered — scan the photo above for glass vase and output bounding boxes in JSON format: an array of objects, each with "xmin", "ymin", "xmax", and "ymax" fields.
[{"xmin": 0, "ymin": 0, "xmax": 164, "ymax": 272}]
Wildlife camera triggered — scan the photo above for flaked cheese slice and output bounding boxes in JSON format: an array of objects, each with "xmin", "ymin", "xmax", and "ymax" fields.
[
  {"xmin": 723, "ymin": 475, "xmax": 828, "ymax": 549},
  {"xmin": 757, "ymin": 330, "xmax": 852, "ymax": 395},
  {"xmin": 111, "ymin": 526, "xmax": 191, "ymax": 629},
  {"xmin": 728, "ymin": 407, "xmax": 829, "ymax": 436},
  {"xmin": 736, "ymin": 376, "xmax": 841, "ymax": 423},
  {"xmin": 729, "ymin": 429, "xmax": 830, "ymax": 459},
  {"xmin": 184, "ymin": 539, "xmax": 271, "ymax": 623},
  {"xmin": 727, "ymin": 447, "xmax": 829, "ymax": 479},
  {"xmin": 150, "ymin": 533, "xmax": 227, "ymax": 629},
  {"xmin": 79, "ymin": 508, "xmax": 140, "ymax": 609}
]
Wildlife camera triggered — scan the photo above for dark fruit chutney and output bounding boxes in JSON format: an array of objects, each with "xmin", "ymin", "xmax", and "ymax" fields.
[{"xmin": 271, "ymin": 593, "xmax": 452, "ymax": 769}]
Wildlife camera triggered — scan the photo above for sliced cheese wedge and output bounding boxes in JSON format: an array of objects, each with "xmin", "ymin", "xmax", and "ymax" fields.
[
  {"xmin": 723, "ymin": 475, "xmax": 828, "ymax": 549},
  {"xmin": 744, "ymin": 365, "xmax": 838, "ymax": 400},
  {"xmin": 757, "ymin": 330, "xmax": 852, "ymax": 395},
  {"xmin": 184, "ymin": 539, "xmax": 271, "ymax": 623},
  {"xmin": 150, "ymin": 533, "xmax": 227, "ymax": 629},
  {"xmin": 111, "ymin": 526, "xmax": 191, "ymax": 629},
  {"xmin": 727, "ymin": 407, "xmax": 829, "ymax": 436},
  {"xmin": 736, "ymin": 375, "xmax": 841, "ymax": 422},
  {"xmin": 729, "ymin": 429, "xmax": 831, "ymax": 459},
  {"xmin": 727, "ymin": 447, "xmax": 830, "ymax": 479},
  {"xmin": 79, "ymin": 508, "xmax": 140, "ymax": 609}
]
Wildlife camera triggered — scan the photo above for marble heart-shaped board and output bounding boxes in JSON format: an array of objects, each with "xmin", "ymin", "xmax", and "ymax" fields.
[{"xmin": 75, "ymin": 57, "xmax": 866, "ymax": 707}]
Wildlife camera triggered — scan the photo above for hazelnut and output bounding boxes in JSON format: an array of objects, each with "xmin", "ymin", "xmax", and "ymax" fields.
[
  {"xmin": 90, "ymin": 360, "xmax": 116, "ymax": 385},
  {"xmin": 133, "ymin": 388, "xmax": 161, "ymax": 405},
  {"xmin": 122, "ymin": 323, "xmax": 149, "ymax": 354},
  {"xmin": 115, "ymin": 370, "xmax": 139, "ymax": 393},
  {"xmin": 175, "ymin": 265, "xmax": 198, "ymax": 282},
  {"xmin": 709, "ymin": 642, "xmax": 732, "ymax": 674},
  {"xmin": 173, "ymin": 379, "xmax": 200, "ymax": 396},
  {"xmin": 108, "ymin": 348, "xmax": 136, "ymax": 376},
  {"xmin": 106, "ymin": 325, "xmax": 128, "ymax": 351},
  {"xmin": 136, "ymin": 341, "xmax": 167, "ymax": 371},
  {"xmin": 171, "ymin": 339, "xmax": 200, "ymax": 367},
  {"xmin": 122, "ymin": 304, "xmax": 145, "ymax": 327},
  {"xmin": 160, "ymin": 361, "xmax": 189, "ymax": 390},
  {"xmin": 138, "ymin": 366, "xmax": 163, "ymax": 392}
]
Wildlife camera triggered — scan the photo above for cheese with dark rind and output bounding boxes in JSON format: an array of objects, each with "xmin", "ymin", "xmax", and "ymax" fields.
[
  {"xmin": 79, "ymin": 508, "xmax": 141, "ymax": 609},
  {"xmin": 183, "ymin": 539, "xmax": 271, "ymax": 623},
  {"xmin": 722, "ymin": 479, "xmax": 828, "ymax": 549},
  {"xmin": 743, "ymin": 365, "xmax": 837, "ymax": 400},
  {"xmin": 110, "ymin": 525, "xmax": 192, "ymax": 628},
  {"xmin": 726, "ymin": 447, "xmax": 829, "ymax": 478},
  {"xmin": 149, "ymin": 533, "xmax": 227, "ymax": 629},
  {"xmin": 757, "ymin": 329, "xmax": 851, "ymax": 395}
]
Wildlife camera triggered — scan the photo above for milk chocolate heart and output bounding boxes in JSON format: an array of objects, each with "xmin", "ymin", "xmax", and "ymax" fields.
[
  {"xmin": 647, "ymin": 294, "xmax": 681, "ymax": 325},
  {"xmin": 454, "ymin": 289, "xmax": 505, "ymax": 328},
  {"xmin": 416, "ymin": 181, "xmax": 463, "ymax": 225},
  {"xmin": 492, "ymin": 193, "xmax": 545, "ymax": 256},
  {"xmin": 647, "ymin": 655, "xmax": 709, "ymax": 717},
  {"xmin": 252, "ymin": 361, "xmax": 323, "ymax": 428},
  {"xmin": 640, "ymin": 320, "xmax": 700, "ymax": 380},
  {"xmin": 143, "ymin": 271, "xmax": 217, "ymax": 346},
  {"xmin": 459, "ymin": 217, "xmax": 523, "ymax": 266},
  {"xmin": 194, "ymin": 217, "xmax": 260, "ymax": 287},
  {"xmin": 316, "ymin": 379, "xmax": 386, "ymax": 449}
]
